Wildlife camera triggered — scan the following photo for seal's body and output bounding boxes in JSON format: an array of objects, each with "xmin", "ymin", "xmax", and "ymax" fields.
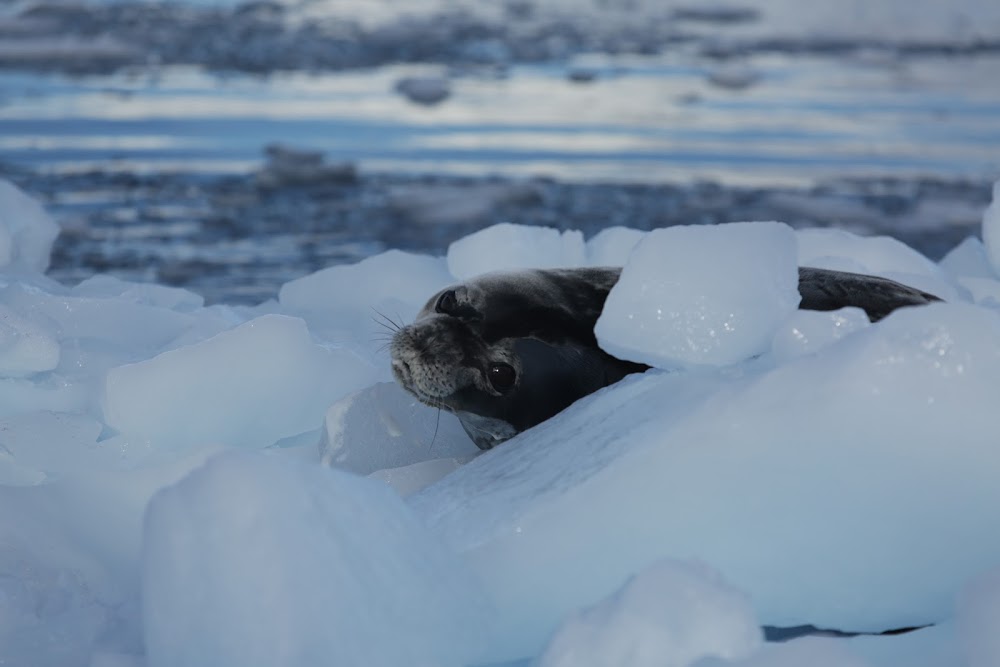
[{"xmin": 390, "ymin": 267, "xmax": 939, "ymax": 449}]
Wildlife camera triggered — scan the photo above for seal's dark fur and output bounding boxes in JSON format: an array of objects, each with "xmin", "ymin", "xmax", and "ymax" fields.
[{"xmin": 392, "ymin": 267, "xmax": 940, "ymax": 449}]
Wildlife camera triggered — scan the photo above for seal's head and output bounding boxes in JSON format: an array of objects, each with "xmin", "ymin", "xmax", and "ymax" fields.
[{"xmin": 390, "ymin": 268, "xmax": 647, "ymax": 449}]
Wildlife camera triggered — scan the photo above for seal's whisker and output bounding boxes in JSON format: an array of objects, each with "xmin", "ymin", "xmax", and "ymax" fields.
[
  {"xmin": 391, "ymin": 309, "xmax": 406, "ymax": 330},
  {"xmin": 371, "ymin": 308, "xmax": 403, "ymax": 333},
  {"xmin": 428, "ymin": 406, "xmax": 442, "ymax": 453},
  {"xmin": 370, "ymin": 318, "xmax": 398, "ymax": 334}
]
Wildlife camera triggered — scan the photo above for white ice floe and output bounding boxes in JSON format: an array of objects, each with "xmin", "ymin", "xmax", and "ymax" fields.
[
  {"xmin": 447, "ymin": 223, "xmax": 586, "ymax": 279},
  {"xmin": 414, "ymin": 302, "xmax": 1000, "ymax": 659},
  {"xmin": 143, "ymin": 451, "xmax": 494, "ymax": 667},
  {"xmin": 0, "ymin": 304, "xmax": 60, "ymax": 377},
  {"xmin": 0, "ymin": 449, "xmax": 220, "ymax": 666},
  {"xmin": 0, "ymin": 179, "xmax": 60, "ymax": 273},
  {"xmin": 770, "ymin": 306, "xmax": 869, "ymax": 362},
  {"xmin": 585, "ymin": 226, "xmax": 646, "ymax": 266},
  {"xmin": 394, "ymin": 75, "xmax": 452, "ymax": 106},
  {"xmin": 317, "ymin": 381, "xmax": 478, "ymax": 476},
  {"xmin": 1, "ymin": 181, "xmax": 1000, "ymax": 667},
  {"xmin": 279, "ymin": 249, "xmax": 454, "ymax": 358},
  {"xmin": 103, "ymin": 314, "xmax": 377, "ymax": 450},
  {"xmin": 595, "ymin": 221, "xmax": 800, "ymax": 368},
  {"xmin": 980, "ymin": 182, "xmax": 1000, "ymax": 278},
  {"xmin": 939, "ymin": 236, "xmax": 995, "ymax": 280}
]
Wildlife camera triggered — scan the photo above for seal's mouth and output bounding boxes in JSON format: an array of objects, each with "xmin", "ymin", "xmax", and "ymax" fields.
[{"xmin": 391, "ymin": 356, "xmax": 451, "ymax": 410}]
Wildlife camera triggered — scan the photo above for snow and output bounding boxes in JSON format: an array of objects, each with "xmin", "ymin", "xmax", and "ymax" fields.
[
  {"xmin": 538, "ymin": 559, "xmax": 762, "ymax": 667},
  {"xmin": 2, "ymin": 178, "xmax": 1000, "ymax": 666},
  {"xmin": 595, "ymin": 222, "xmax": 801, "ymax": 368}
]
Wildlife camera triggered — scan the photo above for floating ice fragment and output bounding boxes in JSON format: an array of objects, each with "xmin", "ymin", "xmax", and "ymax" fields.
[
  {"xmin": 279, "ymin": 250, "xmax": 453, "ymax": 359},
  {"xmin": 394, "ymin": 75, "xmax": 451, "ymax": 105},
  {"xmin": 104, "ymin": 315, "xmax": 376, "ymax": 450},
  {"xmin": 143, "ymin": 451, "xmax": 494, "ymax": 667},
  {"xmin": 981, "ymin": 181, "xmax": 1000, "ymax": 277},
  {"xmin": 586, "ymin": 226, "xmax": 646, "ymax": 266},
  {"xmin": 447, "ymin": 223, "xmax": 586, "ymax": 280},
  {"xmin": 369, "ymin": 457, "xmax": 472, "ymax": 497},
  {"xmin": 318, "ymin": 381, "xmax": 478, "ymax": 476},
  {"xmin": 770, "ymin": 307, "xmax": 869, "ymax": 362},
  {"xmin": 939, "ymin": 237, "xmax": 995, "ymax": 280},
  {"xmin": 0, "ymin": 179, "xmax": 60, "ymax": 273},
  {"xmin": 595, "ymin": 222, "xmax": 800, "ymax": 368},
  {"xmin": 0, "ymin": 304, "xmax": 59, "ymax": 377},
  {"xmin": 0, "ymin": 449, "xmax": 218, "ymax": 667},
  {"xmin": 797, "ymin": 228, "xmax": 940, "ymax": 278},
  {"xmin": 73, "ymin": 275, "xmax": 205, "ymax": 312}
]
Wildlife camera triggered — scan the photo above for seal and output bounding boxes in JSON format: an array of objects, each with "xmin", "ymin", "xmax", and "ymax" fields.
[{"xmin": 390, "ymin": 266, "xmax": 940, "ymax": 449}]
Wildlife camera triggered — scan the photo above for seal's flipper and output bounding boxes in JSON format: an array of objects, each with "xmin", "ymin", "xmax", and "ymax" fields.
[{"xmin": 797, "ymin": 267, "xmax": 941, "ymax": 322}]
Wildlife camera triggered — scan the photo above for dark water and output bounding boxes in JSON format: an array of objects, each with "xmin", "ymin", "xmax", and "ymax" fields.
[
  {"xmin": 1, "ymin": 51, "xmax": 997, "ymax": 303},
  {"xmin": 3, "ymin": 54, "xmax": 1000, "ymax": 184}
]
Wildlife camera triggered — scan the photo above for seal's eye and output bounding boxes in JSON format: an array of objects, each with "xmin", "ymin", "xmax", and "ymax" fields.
[
  {"xmin": 436, "ymin": 289, "xmax": 458, "ymax": 315},
  {"xmin": 488, "ymin": 363, "xmax": 516, "ymax": 393}
]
